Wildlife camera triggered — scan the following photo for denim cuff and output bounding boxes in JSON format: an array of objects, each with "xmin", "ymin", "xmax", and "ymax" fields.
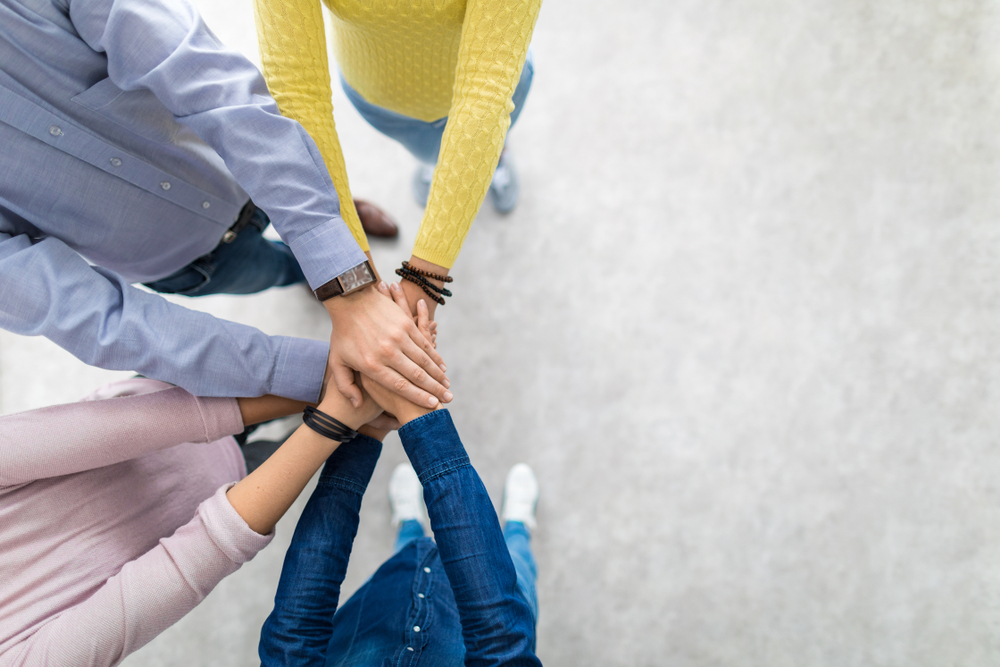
[
  {"xmin": 397, "ymin": 410, "xmax": 470, "ymax": 485},
  {"xmin": 317, "ymin": 434, "xmax": 383, "ymax": 495}
]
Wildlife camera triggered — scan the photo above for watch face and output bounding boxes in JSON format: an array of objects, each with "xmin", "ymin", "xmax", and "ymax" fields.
[{"xmin": 339, "ymin": 262, "xmax": 375, "ymax": 294}]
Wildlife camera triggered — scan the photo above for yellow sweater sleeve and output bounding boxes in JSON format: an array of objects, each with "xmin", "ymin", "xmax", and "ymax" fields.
[
  {"xmin": 412, "ymin": 0, "xmax": 542, "ymax": 269},
  {"xmin": 251, "ymin": 0, "xmax": 369, "ymax": 252}
]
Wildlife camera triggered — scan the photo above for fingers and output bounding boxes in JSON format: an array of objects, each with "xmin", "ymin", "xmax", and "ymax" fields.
[
  {"xmin": 388, "ymin": 281, "xmax": 412, "ymax": 313},
  {"xmin": 395, "ymin": 334, "xmax": 452, "ymax": 399},
  {"xmin": 332, "ymin": 361, "xmax": 363, "ymax": 408},
  {"xmin": 406, "ymin": 316, "xmax": 446, "ymax": 371},
  {"xmin": 371, "ymin": 364, "xmax": 441, "ymax": 409},
  {"xmin": 416, "ymin": 298, "xmax": 429, "ymax": 330}
]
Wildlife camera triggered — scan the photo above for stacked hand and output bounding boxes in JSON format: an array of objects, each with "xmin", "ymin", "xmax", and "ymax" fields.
[{"xmin": 323, "ymin": 278, "xmax": 450, "ymax": 411}]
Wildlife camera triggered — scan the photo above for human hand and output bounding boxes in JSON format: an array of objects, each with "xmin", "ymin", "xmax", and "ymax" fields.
[
  {"xmin": 378, "ymin": 281, "xmax": 437, "ymax": 347},
  {"xmin": 324, "ymin": 283, "xmax": 452, "ymax": 410},
  {"xmin": 360, "ymin": 372, "xmax": 437, "ymax": 427},
  {"xmin": 397, "ymin": 255, "xmax": 449, "ymax": 323},
  {"xmin": 317, "ymin": 371, "xmax": 383, "ymax": 431},
  {"xmin": 358, "ymin": 412, "xmax": 402, "ymax": 441}
]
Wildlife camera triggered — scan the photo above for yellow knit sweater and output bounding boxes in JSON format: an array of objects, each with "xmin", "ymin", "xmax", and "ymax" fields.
[{"xmin": 252, "ymin": 0, "xmax": 541, "ymax": 268}]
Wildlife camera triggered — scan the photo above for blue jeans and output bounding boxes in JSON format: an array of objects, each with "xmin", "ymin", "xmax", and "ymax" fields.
[
  {"xmin": 341, "ymin": 51, "xmax": 535, "ymax": 165},
  {"xmin": 143, "ymin": 206, "xmax": 305, "ymax": 296},
  {"xmin": 394, "ymin": 519, "xmax": 539, "ymax": 623},
  {"xmin": 259, "ymin": 411, "xmax": 541, "ymax": 667}
]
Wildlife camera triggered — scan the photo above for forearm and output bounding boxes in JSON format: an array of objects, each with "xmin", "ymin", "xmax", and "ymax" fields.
[
  {"xmin": 398, "ymin": 411, "xmax": 540, "ymax": 666},
  {"xmin": 227, "ymin": 425, "xmax": 340, "ymax": 535},
  {"xmin": 0, "ymin": 382, "xmax": 242, "ymax": 485},
  {"xmin": 252, "ymin": 0, "xmax": 369, "ymax": 253},
  {"xmin": 5, "ymin": 486, "xmax": 271, "ymax": 666},
  {"xmin": 412, "ymin": 0, "xmax": 541, "ymax": 269},
  {"xmin": 73, "ymin": 0, "xmax": 367, "ymax": 287},
  {"xmin": 0, "ymin": 233, "xmax": 327, "ymax": 400},
  {"xmin": 237, "ymin": 395, "xmax": 311, "ymax": 427},
  {"xmin": 259, "ymin": 435, "xmax": 383, "ymax": 667}
]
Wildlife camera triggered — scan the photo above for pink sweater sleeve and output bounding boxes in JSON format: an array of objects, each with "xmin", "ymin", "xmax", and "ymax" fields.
[
  {"xmin": 0, "ymin": 381, "xmax": 244, "ymax": 486},
  {"xmin": 0, "ymin": 485, "xmax": 273, "ymax": 666}
]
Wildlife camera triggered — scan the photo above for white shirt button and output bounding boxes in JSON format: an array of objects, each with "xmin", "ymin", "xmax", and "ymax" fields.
[
  {"xmin": 423, "ymin": 567, "xmax": 431, "ymax": 573},
  {"xmin": 202, "ymin": 201, "xmax": 211, "ymax": 209},
  {"xmin": 109, "ymin": 157, "xmax": 122, "ymax": 167},
  {"xmin": 48, "ymin": 125, "xmax": 63, "ymax": 136},
  {"xmin": 160, "ymin": 181, "xmax": 171, "ymax": 190},
  {"xmin": 413, "ymin": 626, "xmax": 421, "ymax": 633},
  {"xmin": 417, "ymin": 593, "xmax": 425, "ymax": 599}
]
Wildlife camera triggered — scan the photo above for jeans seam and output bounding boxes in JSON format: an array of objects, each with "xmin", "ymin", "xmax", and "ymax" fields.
[{"xmin": 415, "ymin": 454, "xmax": 470, "ymax": 485}]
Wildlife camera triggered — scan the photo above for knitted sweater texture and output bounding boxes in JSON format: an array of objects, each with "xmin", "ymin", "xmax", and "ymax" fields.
[{"xmin": 252, "ymin": 0, "xmax": 541, "ymax": 267}]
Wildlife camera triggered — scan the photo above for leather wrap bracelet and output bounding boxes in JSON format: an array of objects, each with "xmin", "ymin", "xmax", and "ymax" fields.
[{"xmin": 303, "ymin": 406, "xmax": 358, "ymax": 443}]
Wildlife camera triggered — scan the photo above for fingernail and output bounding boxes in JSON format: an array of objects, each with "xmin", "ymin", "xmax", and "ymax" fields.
[
  {"xmin": 444, "ymin": 379, "xmax": 450, "ymax": 388},
  {"xmin": 443, "ymin": 391, "xmax": 453, "ymax": 402},
  {"xmin": 428, "ymin": 396, "xmax": 439, "ymax": 407},
  {"xmin": 352, "ymin": 398, "xmax": 360, "ymax": 408},
  {"xmin": 439, "ymin": 364, "xmax": 447, "ymax": 372},
  {"xmin": 379, "ymin": 281, "xmax": 388, "ymax": 290},
  {"xmin": 391, "ymin": 282, "xmax": 400, "ymax": 291}
]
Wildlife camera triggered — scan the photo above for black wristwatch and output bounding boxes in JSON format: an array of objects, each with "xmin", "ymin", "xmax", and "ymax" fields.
[{"xmin": 314, "ymin": 260, "xmax": 377, "ymax": 301}]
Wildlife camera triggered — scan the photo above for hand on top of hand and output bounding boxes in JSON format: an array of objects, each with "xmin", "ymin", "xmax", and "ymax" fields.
[
  {"xmin": 361, "ymin": 282, "xmax": 444, "ymax": 427},
  {"xmin": 380, "ymin": 281, "xmax": 437, "ymax": 348},
  {"xmin": 324, "ymin": 279, "xmax": 451, "ymax": 411},
  {"xmin": 316, "ymin": 370, "xmax": 383, "ymax": 431}
]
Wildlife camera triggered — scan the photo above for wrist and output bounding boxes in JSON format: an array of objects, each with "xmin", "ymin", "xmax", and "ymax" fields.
[
  {"xmin": 323, "ymin": 282, "xmax": 375, "ymax": 318},
  {"xmin": 395, "ymin": 403, "xmax": 439, "ymax": 426}
]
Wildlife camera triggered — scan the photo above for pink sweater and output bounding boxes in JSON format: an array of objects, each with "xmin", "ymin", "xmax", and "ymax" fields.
[{"xmin": 0, "ymin": 379, "xmax": 273, "ymax": 666}]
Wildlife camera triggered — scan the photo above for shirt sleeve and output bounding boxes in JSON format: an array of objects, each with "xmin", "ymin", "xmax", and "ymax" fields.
[
  {"xmin": 398, "ymin": 410, "xmax": 541, "ymax": 667},
  {"xmin": 251, "ymin": 0, "xmax": 369, "ymax": 253},
  {"xmin": 0, "ymin": 379, "xmax": 242, "ymax": 486},
  {"xmin": 0, "ymin": 485, "xmax": 273, "ymax": 667},
  {"xmin": 258, "ymin": 436, "xmax": 383, "ymax": 666},
  {"xmin": 67, "ymin": 0, "xmax": 367, "ymax": 288},
  {"xmin": 412, "ymin": 0, "xmax": 542, "ymax": 269},
  {"xmin": 0, "ymin": 227, "xmax": 329, "ymax": 402}
]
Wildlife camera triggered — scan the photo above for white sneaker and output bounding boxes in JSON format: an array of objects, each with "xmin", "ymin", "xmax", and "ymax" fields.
[
  {"xmin": 389, "ymin": 463, "xmax": 425, "ymax": 527},
  {"xmin": 501, "ymin": 463, "xmax": 538, "ymax": 530}
]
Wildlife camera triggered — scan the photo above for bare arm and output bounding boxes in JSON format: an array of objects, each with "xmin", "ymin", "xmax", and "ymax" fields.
[{"xmin": 227, "ymin": 376, "xmax": 381, "ymax": 535}]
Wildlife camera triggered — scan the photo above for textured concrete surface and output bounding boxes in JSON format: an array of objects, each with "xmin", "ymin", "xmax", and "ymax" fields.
[{"xmin": 3, "ymin": 0, "xmax": 1000, "ymax": 665}]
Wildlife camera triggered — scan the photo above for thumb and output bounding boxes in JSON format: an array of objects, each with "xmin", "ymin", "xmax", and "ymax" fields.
[{"xmin": 332, "ymin": 361, "xmax": 363, "ymax": 408}]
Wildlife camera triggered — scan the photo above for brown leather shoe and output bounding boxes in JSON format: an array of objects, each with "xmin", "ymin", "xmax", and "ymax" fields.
[{"xmin": 354, "ymin": 198, "xmax": 399, "ymax": 238}]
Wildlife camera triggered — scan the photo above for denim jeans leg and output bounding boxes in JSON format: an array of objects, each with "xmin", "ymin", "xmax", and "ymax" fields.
[
  {"xmin": 394, "ymin": 519, "xmax": 426, "ymax": 554},
  {"xmin": 144, "ymin": 208, "xmax": 306, "ymax": 296},
  {"xmin": 341, "ymin": 48, "xmax": 535, "ymax": 166},
  {"xmin": 504, "ymin": 521, "xmax": 539, "ymax": 626}
]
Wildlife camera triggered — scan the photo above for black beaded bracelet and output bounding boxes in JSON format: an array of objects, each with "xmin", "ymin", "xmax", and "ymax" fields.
[
  {"xmin": 395, "ymin": 268, "xmax": 448, "ymax": 305},
  {"xmin": 396, "ymin": 267, "xmax": 453, "ymax": 297},
  {"xmin": 303, "ymin": 406, "xmax": 358, "ymax": 443}
]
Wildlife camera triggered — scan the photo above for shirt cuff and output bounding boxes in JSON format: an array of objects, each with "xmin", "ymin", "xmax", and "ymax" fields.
[
  {"xmin": 202, "ymin": 484, "xmax": 274, "ymax": 565},
  {"xmin": 286, "ymin": 217, "xmax": 368, "ymax": 290},
  {"xmin": 397, "ymin": 410, "xmax": 470, "ymax": 484},
  {"xmin": 270, "ymin": 336, "xmax": 330, "ymax": 403}
]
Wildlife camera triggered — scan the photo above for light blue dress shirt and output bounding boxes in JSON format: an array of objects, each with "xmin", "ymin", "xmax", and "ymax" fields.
[{"xmin": 0, "ymin": 0, "xmax": 368, "ymax": 402}]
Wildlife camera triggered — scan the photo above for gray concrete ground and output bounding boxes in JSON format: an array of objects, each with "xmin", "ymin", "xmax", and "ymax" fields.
[{"xmin": 2, "ymin": 0, "xmax": 1000, "ymax": 664}]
